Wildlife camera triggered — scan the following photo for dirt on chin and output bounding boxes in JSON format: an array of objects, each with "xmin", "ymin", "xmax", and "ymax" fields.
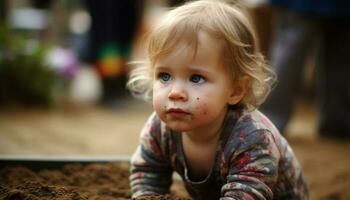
[{"xmin": 0, "ymin": 163, "xmax": 191, "ymax": 200}]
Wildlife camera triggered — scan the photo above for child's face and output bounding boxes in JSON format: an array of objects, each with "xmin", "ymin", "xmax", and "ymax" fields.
[{"xmin": 152, "ymin": 31, "xmax": 239, "ymax": 133}]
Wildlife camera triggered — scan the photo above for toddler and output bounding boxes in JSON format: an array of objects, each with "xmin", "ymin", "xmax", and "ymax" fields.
[{"xmin": 127, "ymin": 0, "xmax": 308, "ymax": 199}]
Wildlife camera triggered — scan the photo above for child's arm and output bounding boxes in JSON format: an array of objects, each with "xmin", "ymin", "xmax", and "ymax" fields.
[
  {"xmin": 221, "ymin": 130, "xmax": 280, "ymax": 199},
  {"xmin": 130, "ymin": 113, "xmax": 173, "ymax": 198}
]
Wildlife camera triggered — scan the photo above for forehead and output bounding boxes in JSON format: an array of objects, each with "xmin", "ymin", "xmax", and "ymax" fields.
[{"xmin": 155, "ymin": 31, "xmax": 224, "ymax": 68}]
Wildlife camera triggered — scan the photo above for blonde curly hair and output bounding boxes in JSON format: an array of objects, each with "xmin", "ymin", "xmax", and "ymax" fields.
[{"xmin": 127, "ymin": 0, "xmax": 275, "ymax": 110}]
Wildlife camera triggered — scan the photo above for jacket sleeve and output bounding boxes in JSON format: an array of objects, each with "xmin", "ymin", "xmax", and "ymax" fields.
[
  {"xmin": 220, "ymin": 130, "xmax": 280, "ymax": 200},
  {"xmin": 129, "ymin": 113, "xmax": 173, "ymax": 198}
]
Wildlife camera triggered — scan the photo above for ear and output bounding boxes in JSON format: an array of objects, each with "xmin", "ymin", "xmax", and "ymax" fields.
[{"xmin": 228, "ymin": 76, "xmax": 250, "ymax": 105}]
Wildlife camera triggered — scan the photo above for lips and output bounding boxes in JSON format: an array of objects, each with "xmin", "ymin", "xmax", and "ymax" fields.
[
  {"xmin": 166, "ymin": 108, "xmax": 190, "ymax": 119},
  {"xmin": 167, "ymin": 108, "xmax": 189, "ymax": 114}
]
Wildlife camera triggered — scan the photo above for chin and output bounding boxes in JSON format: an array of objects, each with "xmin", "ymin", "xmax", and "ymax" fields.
[{"xmin": 165, "ymin": 122, "xmax": 191, "ymax": 132}]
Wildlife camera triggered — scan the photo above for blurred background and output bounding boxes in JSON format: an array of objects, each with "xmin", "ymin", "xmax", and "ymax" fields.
[{"xmin": 0, "ymin": 0, "xmax": 349, "ymax": 199}]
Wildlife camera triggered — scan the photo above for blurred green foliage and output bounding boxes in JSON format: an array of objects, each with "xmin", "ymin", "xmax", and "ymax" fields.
[{"xmin": 0, "ymin": 25, "xmax": 58, "ymax": 106}]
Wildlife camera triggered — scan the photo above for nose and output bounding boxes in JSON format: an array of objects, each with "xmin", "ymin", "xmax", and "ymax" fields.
[{"xmin": 168, "ymin": 82, "xmax": 188, "ymax": 101}]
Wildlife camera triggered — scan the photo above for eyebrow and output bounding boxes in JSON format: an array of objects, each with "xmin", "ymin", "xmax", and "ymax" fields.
[
  {"xmin": 154, "ymin": 65, "xmax": 212, "ymax": 75},
  {"xmin": 154, "ymin": 65, "xmax": 170, "ymax": 72},
  {"xmin": 187, "ymin": 66, "xmax": 212, "ymax": 75}
]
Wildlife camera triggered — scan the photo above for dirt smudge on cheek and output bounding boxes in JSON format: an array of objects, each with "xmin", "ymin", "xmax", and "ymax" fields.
[
  {"xmin": 199, "ymin": 103, "xmax": 208, "ymax": 116},
  {"xmin": 194, "ymin": 98, "xmax": 208, "ymax": 116}
]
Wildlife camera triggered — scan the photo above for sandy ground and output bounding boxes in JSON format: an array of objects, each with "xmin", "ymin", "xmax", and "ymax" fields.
[{"xmin": 1, "ymin": 98, "xmax": 350, "ymax": 200}]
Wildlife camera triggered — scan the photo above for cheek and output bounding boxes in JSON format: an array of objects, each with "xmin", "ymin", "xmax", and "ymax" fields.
[
  {"xmin": 152, "ymin": 87, "xmax": 167, "ymax": 116},
  {"xmin": 193, "ymin": 96, "xmax": 224, "ymax": 119},
  {"xmin": 152, "ymin": 92, "xmax": 162, "ymax": 110},
  {"xmin": 194, "ymin": 97, "xmax": 211, "ymax": 117}
]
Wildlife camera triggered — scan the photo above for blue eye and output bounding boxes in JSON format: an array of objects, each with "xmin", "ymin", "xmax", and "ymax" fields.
[
  {"xmin": 159, "ymin": 73, "xmax": 171, "ymax": 82},
  {"xmin": 190, "ymin": 75, "xmax": 204, "ymax": 83}
]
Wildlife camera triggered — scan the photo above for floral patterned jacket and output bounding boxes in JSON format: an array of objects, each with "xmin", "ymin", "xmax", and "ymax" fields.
[{"xmin": 130, "ymin": 108, "xmax": 309, "ymax": 199}]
